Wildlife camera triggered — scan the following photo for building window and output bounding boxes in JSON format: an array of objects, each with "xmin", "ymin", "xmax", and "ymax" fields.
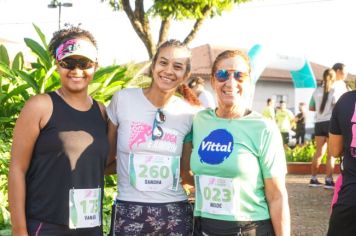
[{"xmin": 273, "ymin": 94, "xmax": 288, "ymax": 103}]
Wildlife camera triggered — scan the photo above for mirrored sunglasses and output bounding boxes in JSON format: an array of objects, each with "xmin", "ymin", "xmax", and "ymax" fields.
[
  {"xmin": 58, "ymin": 58, "xmax": 96, "ymax": 70},
  {"xmin": 215, "ymin": 69, "xmax": 249, "ymax": 83},
  {"xmin": 152, "ymin": 109, "xmax": 166, "ymax": 141}
]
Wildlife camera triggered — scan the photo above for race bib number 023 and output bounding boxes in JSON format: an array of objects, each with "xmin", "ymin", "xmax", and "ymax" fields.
[
  {"xmin": 69, "ymin": 188, "xmax": 101, "ymax": 229},
  {"xmin": 129, "ymin": 153, "xmax": 180, "ymax": 191},
  {"xmin": 195, "ymin": 175, "xmax": 238, "ymax": 216}
]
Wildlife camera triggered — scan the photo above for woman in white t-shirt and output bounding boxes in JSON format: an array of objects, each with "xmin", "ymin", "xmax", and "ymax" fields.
[
  {"xmin": 106, "ymin": 40, "xmax": 200, "ymax": 235},
  {"xmin": 309, "ymin": 68, "xmax": 337, "ymax": 188}
]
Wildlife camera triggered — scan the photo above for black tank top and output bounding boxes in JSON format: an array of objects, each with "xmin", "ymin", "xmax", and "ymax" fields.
[{"xmin": 25, "ymin": 92, "xmax": 109, "ymax": 226}]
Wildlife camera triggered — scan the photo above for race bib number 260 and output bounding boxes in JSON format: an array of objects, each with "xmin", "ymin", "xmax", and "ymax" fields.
[{"xmin": 129, "ymin": 153, "xmax": 180, "ymax": 192}]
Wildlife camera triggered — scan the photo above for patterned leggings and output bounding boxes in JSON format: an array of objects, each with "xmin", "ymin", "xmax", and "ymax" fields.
[{"xmin": 111, "ymin": 200, "xmax": 193, "ymax": 236}]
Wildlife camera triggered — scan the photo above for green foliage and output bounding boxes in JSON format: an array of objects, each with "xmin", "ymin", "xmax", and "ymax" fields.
[
  {"xmin": 0, "ymin": 45, "xmax": 10, "ymax": 66},
  {"xmin": 0, "ymin": 140, "xmax": 11, "ymax": 232},
  {"xmin": 285, "ymin": 141, "xmax": 316, "ymax": 162},
  {"xmin": 124, "ymin": 62, "xmax": 152, "ymax": 89},
  {"xmin": 285, "ymin": 141, "xmax": 328, "ymax": 163},
  {"xmin": 109, "ymin": 0, "xmax": 250, "ymax": 20},
  {"xmin": 103, "ymin": 175, "xmax": 117, "ymax": 234},
  {"xmin": 150, "ymin": 0, "xmax": 247, "ymax": 20},
  {"xmin": 89, "ymin": 65, "xmax": 127, "ymax": 104}
]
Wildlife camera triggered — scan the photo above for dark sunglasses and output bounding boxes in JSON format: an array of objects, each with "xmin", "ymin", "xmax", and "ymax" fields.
[
  {"xmin": 152, "ymin": 109, "xmax": 166, "ymax": 141},
  {"xmin": 215, "ymin": 69, "xmax": 249, "ymax": 82},
  {"xmin": 58, "ymin": 58, "xmax": 96, "ymax": 70}
]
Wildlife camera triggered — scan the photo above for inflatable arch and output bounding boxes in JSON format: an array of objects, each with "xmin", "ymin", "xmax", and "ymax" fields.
[{"xmin": 247, "ymin": 44, "xmax": 317, "ymax": 113}]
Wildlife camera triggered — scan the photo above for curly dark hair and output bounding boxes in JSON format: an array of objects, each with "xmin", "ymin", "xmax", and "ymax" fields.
[
  {"xmin": 176, "ymin": 83, "xmax": 201, "ymax": 106},
  {"xmin": 48, "ymin": 26, "xmax": 97, "ymax": 59}
]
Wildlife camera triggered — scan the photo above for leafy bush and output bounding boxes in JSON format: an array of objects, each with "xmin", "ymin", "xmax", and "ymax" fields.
[
  {"xmin": 285, "ymin": 140, "xmax": 334, "ymax": 165},
  {"xmin": 103, "ymin": 175, "xmax": 117, "ymax": 234},
  {"xmin": 0, "ymin": 140, "xmax": 11, "ymax": 233},
  {"xmin": 285, "ymin": 141, "xmax": 316, "ymax": 162}
]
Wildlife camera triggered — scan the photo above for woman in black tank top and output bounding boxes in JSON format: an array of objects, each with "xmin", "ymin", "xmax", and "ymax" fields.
[{"xmin": 8, "ymin": 26, "xmax": 109, "ymax": 236}]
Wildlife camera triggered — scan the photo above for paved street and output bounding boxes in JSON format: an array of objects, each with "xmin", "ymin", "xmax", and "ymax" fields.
[{"xmin": 287, "ymin": 174, "xmax": 335, "ymax": 236}]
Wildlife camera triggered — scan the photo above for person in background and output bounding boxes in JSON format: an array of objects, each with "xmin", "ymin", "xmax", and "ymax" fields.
[
  {"xmin": 106, "ymin": 39, "xmax": 199, "ymax": 235},
  {"xmin": 8, "ymin": 26, "xmax": 108, "ymax": 236},
  {"xmin": 327, "ymin": 88, "xmax": 356, "ymax": 235},
  {"xmin": 331, "ymin": 62, "xmax": 349, "ymax": 102},
  {"xmin": 309, "ymin": 68, "xmax": 336, "ymax": 189},
  {"xmin": 326, "ymin": 63, "xmax": 349, "ymax": 211},
  {"xmin": 294, "ymin": 102, "xmax": 307, "ymax": 146},
  {"xmin": 188, "ymin": 76, "xmax": 216, "ymax": 109},
  {"xmin": 188, "ymin": 50, "xmax": 290, "ymax": 236},
  {"xmin": 275, "ymin": 100, "xmax": 295, "ymax": 148},
  {"xmin": 262, "ymin": 98, "xmax": 276, "ymax": 120}
]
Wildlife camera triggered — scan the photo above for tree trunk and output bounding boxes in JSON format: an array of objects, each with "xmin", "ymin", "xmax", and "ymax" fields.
[
  {"xmin": 183, "ymin": 5, "xmax": 212, "ymax": 45},
  {"xmin": 158, "ymin": 18, "xmax": 171, "ymax": 47},
  {"xmin": 122, "ymin": 0, "xmax": 155, "ymax": 58}
]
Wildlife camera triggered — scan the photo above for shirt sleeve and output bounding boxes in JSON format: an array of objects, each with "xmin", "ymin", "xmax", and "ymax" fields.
[
  {"xmin": 106, "ymin": 91, "xmax": 120, "ymax": 125},
  {"xmin": 259, "ymin": 122, "xmax": 287, "ymax": 178},
  {"xmin": 309, "ymin": 94, "xmax": 315, "ymax": 110},
  {"xmin": 183, "ymin": 130, "xmax": 193, "ymax": 143}
]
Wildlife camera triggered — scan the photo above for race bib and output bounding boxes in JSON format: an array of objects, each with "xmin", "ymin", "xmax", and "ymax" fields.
[
  {"xmin": 129, "ymin": 153, "xmax": 180, "ymax": 191},
  {"xmin": 195, "ymin": 175, "xmax": 238, "ymax": 216},
  {"xmin": 69, "ymin": 188, "xmax": 101, "ymax": 229}
]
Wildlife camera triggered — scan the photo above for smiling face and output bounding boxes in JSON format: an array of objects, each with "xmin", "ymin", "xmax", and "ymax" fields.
[
  {"xmin": 211, "ymin": 53, "xmax": 251, "ymax": 109},
  {"xmin": 151, "ymin": 46, "xmax": 191, "ymax": 93},
  {"xmin": 57, "ymin": 54, "xmax": 97, "ymax": 94}
]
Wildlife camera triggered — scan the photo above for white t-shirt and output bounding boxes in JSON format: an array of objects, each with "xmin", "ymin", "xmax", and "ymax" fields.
[
  {"xmin": 198, "ymin": 90, "xmax": 216, "ymax": 109},
  {"xmin": 107, "ymin": 88, "xmax": 198, "ymax": 203},
  {"xmin": 332, "ymin": 80, "xmax": 349, "ymax": 104},
  {"xmin": 311, "ymin": 87, "xmax": 336, "ymax": 122}
]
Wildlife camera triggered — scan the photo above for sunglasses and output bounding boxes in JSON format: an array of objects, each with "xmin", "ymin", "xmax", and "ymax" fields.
[
  {"xmin": 214, "ymin": 69, "xmax": 249, "ymax": 83},
  {"xmin": 152, "ymin": 109, "xmax": 166, "ymax": 141},
  {"xmin": 58, "ymin": 58, "xmax": 96, "ymax": 70}
]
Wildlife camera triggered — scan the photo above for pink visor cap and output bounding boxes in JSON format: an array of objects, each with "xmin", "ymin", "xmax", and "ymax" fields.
[{"xmin": 55, "ymin": 38, "xmax": 97, "ymax": 62}]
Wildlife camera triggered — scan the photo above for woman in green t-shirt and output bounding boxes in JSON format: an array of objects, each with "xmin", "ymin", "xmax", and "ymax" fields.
[{"xmin": 187, "ymin": 50, "xmax": 290, "ymax": 236}]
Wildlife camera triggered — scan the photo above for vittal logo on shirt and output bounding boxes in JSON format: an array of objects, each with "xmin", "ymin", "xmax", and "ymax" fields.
[{"xmin": 198, "ymin": 129, "xmax": 234, "ymax": 165}]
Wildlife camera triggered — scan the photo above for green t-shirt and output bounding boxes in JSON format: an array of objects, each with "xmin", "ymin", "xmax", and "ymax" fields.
[{"xmin": 190, "ymin": 109, "xmax": 287, "ymax": 221}]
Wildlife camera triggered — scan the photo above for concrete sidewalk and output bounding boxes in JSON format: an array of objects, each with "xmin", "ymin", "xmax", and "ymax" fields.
[{"xmin": 287, "ymin": 174, "xmax": 335, "ymax": 236}]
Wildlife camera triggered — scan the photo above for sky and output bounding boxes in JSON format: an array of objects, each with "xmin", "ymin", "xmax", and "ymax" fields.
[{"xmin": 1, "ymin": 0, "xmax": 356, "ymax": 73}]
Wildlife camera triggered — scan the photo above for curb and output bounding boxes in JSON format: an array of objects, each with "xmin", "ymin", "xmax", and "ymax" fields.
[{"xmin": 287, "ymin": 162, "xmax": 341, "ymax": 175}]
